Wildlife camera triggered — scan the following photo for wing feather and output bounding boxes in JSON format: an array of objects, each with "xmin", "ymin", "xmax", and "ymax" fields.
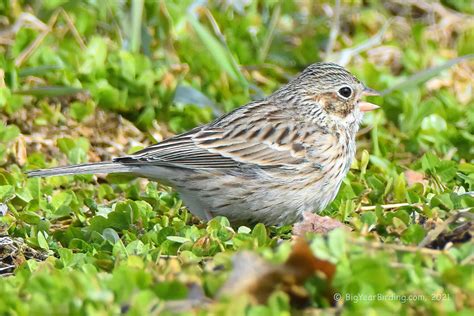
[{"xmin": 114, "ymin": 100, "xmax": 327, "ymax": 170}]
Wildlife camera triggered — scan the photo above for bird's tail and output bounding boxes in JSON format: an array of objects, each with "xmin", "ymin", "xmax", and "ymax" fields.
[{"xmin": 26, "ymin": 161, "xmax": 135, "ymax": 177}]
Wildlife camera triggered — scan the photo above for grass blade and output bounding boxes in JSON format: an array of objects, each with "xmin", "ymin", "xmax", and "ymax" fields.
[
  {"xmin": 130, "ymin": 0, "xmax": 144, "ymax": 52},
  {"xmin": 381, "ymin": 54, "xmax": 474, "ymax": 95},
  {"xmin": 15, "ymin": 86, "xmax": 86, "ymax": 97},
  {"xmin": 188, "ymin": 14, "xmax": 248, "ymax": 88}
]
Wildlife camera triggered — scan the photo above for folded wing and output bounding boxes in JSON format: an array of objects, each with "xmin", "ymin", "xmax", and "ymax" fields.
[{"xmin": 114, "ymin": 101, "xmax": 326, "ymax": 170}]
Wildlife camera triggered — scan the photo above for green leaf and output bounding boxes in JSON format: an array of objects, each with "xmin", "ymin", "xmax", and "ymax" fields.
[
  {"xmin": 80, "ymin": 36, "xmax": 108, "ymax": 74},
  {"xmin": 394, "ymin": 173, "xmax": 407, "ymax": 202},
  {"xmin": 459, "ymin": 163, "xmax": 474, "ymax": 174},
  {"xmin": 436, "ymin": 161, "xmax": 457, "ymax": 182},
  {"xmin": 90, "ymin": 79, "xmax": 125, "ymax": 111},
  {"xmin": 251, "ymin": 223, "xmax": 268, "ymax": 247},
  {"xmin": 57, "ymin": 138, "xmax": 76, "ymax": 154},
  {"xmin": 0, "ymin": 124, "xmax": 20, "ymax": 142},
  {"xmin": 153, "ymin": 281, "xmax": 188, "ymax": 300},
  {"xmin": 0, "ymin": 185, "xmax": 14, "ymax": 201},
  {"xmin": 360, "ymin": 149, "xmax": 370, "ymax": 175},
  {"xmin": 51, "ymin": 191, "xmax": 73, "ymax": 210},
  {"xmin": 19, "ymin": 211, "xmax": 41, "ymax": 225},
  {"xmin": 37, "ymin": 231, "xmax": 49, "ymax": 250},
  {"xmin": 0, "ymin": 88, "xmax": 11, "ymax": 108},
  {"xmin": 401, "ymin": 224, "xmax": 426, "ymax": 244},
  {"xmin": 103, "ymin": 228, "xmax": 121, "ymax": 244},
  {"xmin": 360, "ymin": 211, "xmax": 377, "ymax": 227},
  {"xmin": 421, "ymin": 152, "xmax": 440, "ymax": 172},
  {"xmin": 70, "ymin": 100, "xmax": 95, "ymax": 122},
  {"xmin": 328, "ymin": 228, "xmax": 346, "ymax": 260},
  {"xmin": 166, "ymin": 236, "xmax": 191, "ymax": 244}
]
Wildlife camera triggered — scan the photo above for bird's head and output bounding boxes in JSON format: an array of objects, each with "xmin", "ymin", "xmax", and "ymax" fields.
[{"xmin": 282, "ymin": 62, "xmax": 380, "ymax": 129}]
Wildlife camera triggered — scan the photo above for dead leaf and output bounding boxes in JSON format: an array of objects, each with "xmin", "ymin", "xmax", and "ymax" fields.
[
  {"xmin": 293, "ymin": 212, "xmax": 350, "ymax": 236},
  {"xmin": 404, "ymin": 170, "xmax": 427, "ymax": 187},
  {"xmin": 0, "ymin": 69, "xmax": 5, "ymax": 88},
  {"xmin": 419, "ymin": 210, "xmax": 473, "ymax": 249},
  {"xmin": 218, "ymin": 238, "xmax": 336, "ymax": 307},
  {"xmin": 14, "ymin": 134, "xmax": 27, "ymax": 166},
  {"xmin": 0, "ymin": 236, "xmax": 48, "ymax": 276},
  {"xmin": 427, "ymin": 222, "xmax": 472, "ymax": 250},
  {"xmin": 367, "ymin": 45, "xmax": 402, "ymax": 73}
]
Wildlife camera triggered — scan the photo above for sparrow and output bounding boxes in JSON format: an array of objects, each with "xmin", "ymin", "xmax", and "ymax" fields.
[{"xmin": 27, "ymin": 62, "xmax": 379, "ymax": 226}]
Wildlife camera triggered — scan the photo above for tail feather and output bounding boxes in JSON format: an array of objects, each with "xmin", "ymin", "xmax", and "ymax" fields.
[{"xmin": 26, "ymin": 161, "xmax": 135, "ymax": 177}]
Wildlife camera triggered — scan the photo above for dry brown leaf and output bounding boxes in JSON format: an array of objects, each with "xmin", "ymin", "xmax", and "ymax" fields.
[
  {"xmin": 14, "ymin": 134, "xmax": 27, "ymax": 166},
  {"xmin": 218, "ymin": 238, "xmax": 336, "ymax": 307},
  {"xmin": 251, "ymin": 70, "xmax": 272, "ymax": 85},
  {"xmin": 293, "ymin": 211, "xmax": 350, "ymax": 236},
  {"xmin": 14, "ymin": 106, "xmax": 153, "ymax": 164},
  {"xmin": 404, "ymin": 170, "xmax": 427, "ymax": 187},
  {"xmin": 0, "ymin": 69, "xmax": 5, "ymax": 88},
  {"xmin": 0, "ymin": 236, "xmax": 48, "ymax": 276},
  {"xmin": 367, "ymin": 45, "xmax": 402, "ymax": 73},
  {"xmin": 419, "ymin": 210, "xmax": 473, "ymax": 249}
]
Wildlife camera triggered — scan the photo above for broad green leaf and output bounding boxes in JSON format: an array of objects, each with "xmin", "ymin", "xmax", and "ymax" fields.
[{"xmin": 37, "ymin": 231, "xmax": 49, "ymax": 250}]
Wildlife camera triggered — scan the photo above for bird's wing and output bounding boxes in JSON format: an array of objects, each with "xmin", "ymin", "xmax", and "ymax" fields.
[{"xmin": 114, "ymin": 100, "xmax": 329, "ymax": 170}]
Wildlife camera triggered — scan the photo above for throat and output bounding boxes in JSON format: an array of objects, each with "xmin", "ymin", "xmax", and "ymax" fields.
[{"xmin": 332, "ymin": 110, "xmax": 363, "ymax": 135}]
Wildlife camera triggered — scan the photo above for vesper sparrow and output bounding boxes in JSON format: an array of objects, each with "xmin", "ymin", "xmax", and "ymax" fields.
[{"xmin": 28, "ymin": 62, "xmax": 379, "ymax": 226}]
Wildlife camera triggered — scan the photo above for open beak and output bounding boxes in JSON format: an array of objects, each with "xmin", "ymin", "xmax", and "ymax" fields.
[{"xmin": 359, "ymin": 86, "xmax": 380, "ymax": 112}]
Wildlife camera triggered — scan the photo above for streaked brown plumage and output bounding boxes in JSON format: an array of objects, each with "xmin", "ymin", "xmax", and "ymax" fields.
[{"xmin": 27, "ymin": 62, "xmax": 379, "ymax": 226}]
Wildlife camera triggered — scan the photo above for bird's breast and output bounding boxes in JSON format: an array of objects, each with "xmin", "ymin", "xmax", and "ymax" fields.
[{"xmin": 301, "ymin": 131, "xmax": 356, "ymax": 210}]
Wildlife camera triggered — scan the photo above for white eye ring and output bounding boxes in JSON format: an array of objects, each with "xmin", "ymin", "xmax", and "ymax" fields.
[{"xmin": 338, "ymin": 86, "xmax": 352, "ymax": 98}]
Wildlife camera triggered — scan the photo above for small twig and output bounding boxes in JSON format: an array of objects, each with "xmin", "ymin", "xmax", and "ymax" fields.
[
  {"xmin": 356, "ymin": 125, "xmax": 374, "ymax": 137},
  {"xmin": 0, "ymin": 12, "xmax": 48, "ymax": 38},
  {"xmin": 359, "ymin": 202, "xmax": 422, "ymax": 212},
  {"xmin": 329, "ymin": 19, "xmax": 391, "ymax": 66},
  {"xmin": 460, "ymin": 254, "xmax": 474, "ymax": 266},
  {"xmin": 15, "ymin": 10, "xmax": 60, "ymax": 67},
  {"xmin": 389, "ymin": 262, "xmax": 439, "ymax": 276},
  {"xmin": 60, "ymin": 8, "xmax": 86, "ymax": 50},
  {"xmin": 350, "ymin": 238, "xmax": 445, "ymax": 256},
  {"xmin": 418, "ymin": 208, "xmax": 473, "ymax": 248},
  {"xmin": 157, "ymin": 254, "xmax": 213, "ymax": 263},
  {"xmin": 13, "ymin": 8, "xmax": 91, "ymax": 66},
  {"xmin": 15, "ymin": 31, "xmax": 49, "ymax": 66},
  {"xmin": 324, "ymin": 0, "xmax": 341, "ymax": 60}
]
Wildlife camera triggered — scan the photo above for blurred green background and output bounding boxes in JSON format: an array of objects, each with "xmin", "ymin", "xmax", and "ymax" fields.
[{"xmin": 0, "ymin": 0, "xmax": 473, "ymax": 315}]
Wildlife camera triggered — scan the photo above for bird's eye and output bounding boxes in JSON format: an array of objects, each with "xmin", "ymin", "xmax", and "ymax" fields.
[{"xmin": 338, "ymin": 86, "xmax": 352, "ymax": 98}]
